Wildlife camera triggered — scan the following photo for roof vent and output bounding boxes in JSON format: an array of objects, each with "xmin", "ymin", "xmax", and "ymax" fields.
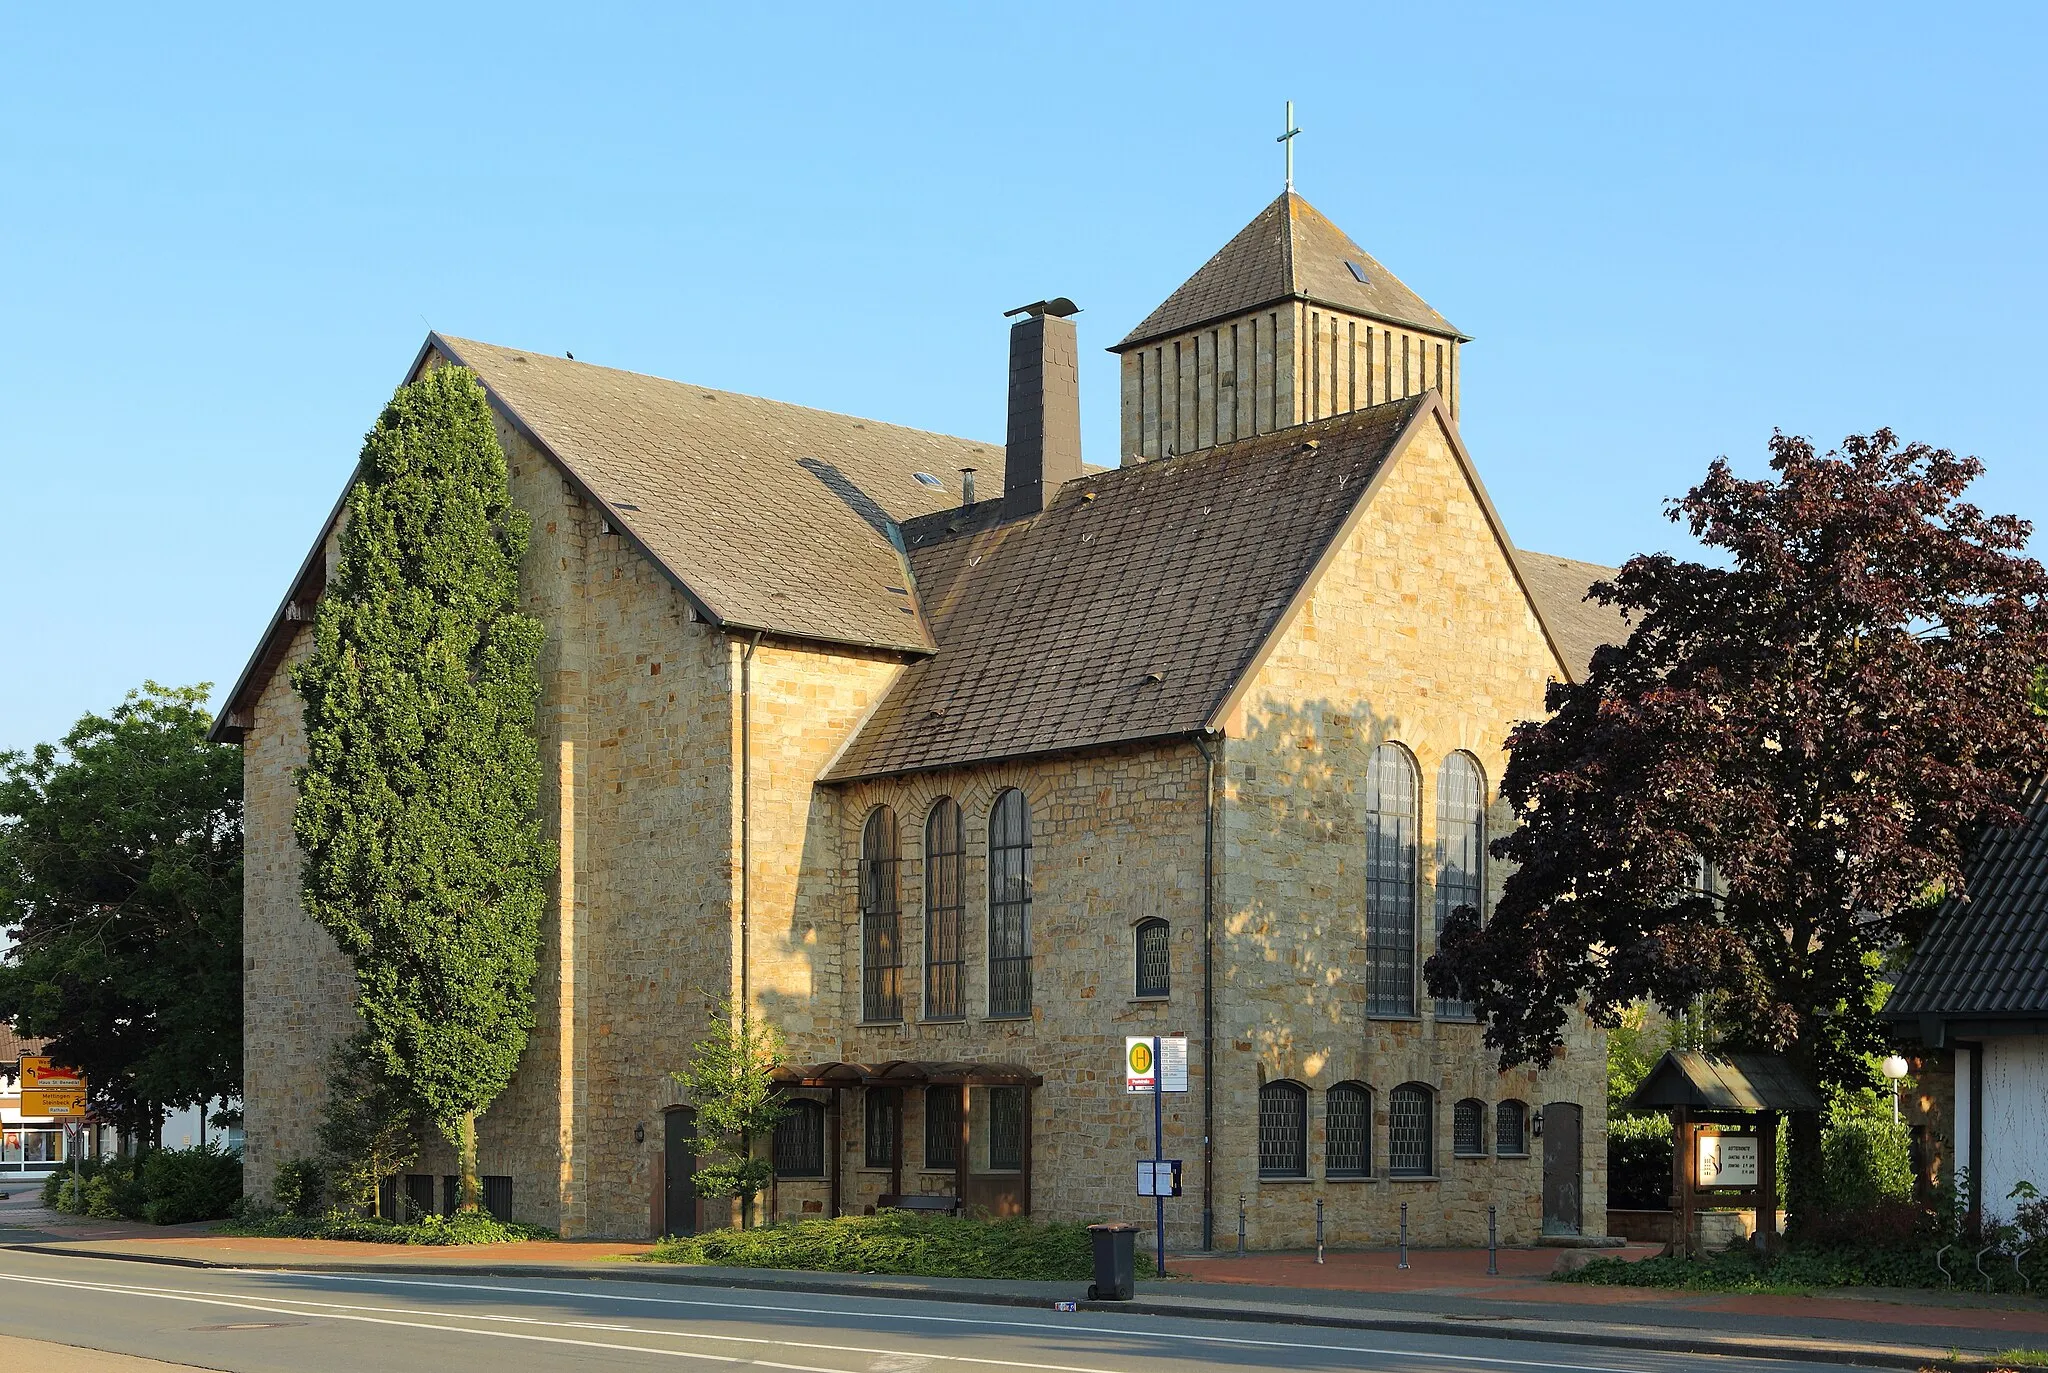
[{"xmin": 1345, "ymin": 261, "xmax": 1370, "ymax": 284}]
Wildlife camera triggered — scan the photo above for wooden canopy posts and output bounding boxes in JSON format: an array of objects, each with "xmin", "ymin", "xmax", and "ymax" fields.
[{"xmin": 1624, "ymin": 1051, "xmax": 1825, "ymax": 1259}]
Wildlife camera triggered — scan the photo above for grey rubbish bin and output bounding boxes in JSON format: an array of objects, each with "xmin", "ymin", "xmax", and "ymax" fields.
[{"xmin": 1085, "ymin": 1222, "xmax": 1140, "ymax": 1301}]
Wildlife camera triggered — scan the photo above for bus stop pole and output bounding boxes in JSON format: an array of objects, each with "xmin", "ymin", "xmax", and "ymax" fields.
[{"xmin": 1153, "ymin": 1035, "xmax": 1166, "ymax": 1279}]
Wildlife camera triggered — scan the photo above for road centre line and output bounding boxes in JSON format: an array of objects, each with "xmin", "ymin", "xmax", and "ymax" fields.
[{"xmin": 0, "ymin": 1260, "xmax": 1658, "ymax": 1373}]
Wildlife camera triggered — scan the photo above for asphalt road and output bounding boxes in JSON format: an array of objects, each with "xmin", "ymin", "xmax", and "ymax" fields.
[{"xmin": 0, "ymin": 1249, "xmax": 1888, "ymax": 1373}]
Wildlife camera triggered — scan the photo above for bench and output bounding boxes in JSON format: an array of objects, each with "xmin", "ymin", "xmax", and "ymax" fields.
[{"xmin": 876, "ymin": 1193, "xmax": 960, "ymax": 1216}]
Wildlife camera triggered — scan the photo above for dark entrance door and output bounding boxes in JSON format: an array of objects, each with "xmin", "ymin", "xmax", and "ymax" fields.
[
  {"xmin": 1542, "ymin": 1101, "xmax": 1583, "ymax": 1235},
  {"xmin": 663, "ymin": 1107, "xmax": 697, "ymax": 1237}
]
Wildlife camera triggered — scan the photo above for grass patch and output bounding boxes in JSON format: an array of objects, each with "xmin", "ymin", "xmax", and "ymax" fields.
[
  {"xmin": 648, "ymin": 1211, "xmax": 1156, "ymax": 1282},
  {"xmin": 216, "ymin": 1208, "xmax": 552, "ymax": 1246},
  {"xmin": 1986, "ymin": 1350, "xmax": 2048, "ymax": 1369}
]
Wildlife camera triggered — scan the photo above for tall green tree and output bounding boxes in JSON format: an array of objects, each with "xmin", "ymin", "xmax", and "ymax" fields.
[
  {"xmin": 293, "ymin": 366, "xmax": 549, "ymax": 1212},
  {"xmin": 674, "ymin": 999, "xmax": 788, "ymax": 1228},
  {"xmin": 1428, "ymin": 430, "xmax": 2048, "ymax": 1223},
  {"xmin": 0, "ymin": 682, "xmax": 243, "ymax": 1141}
]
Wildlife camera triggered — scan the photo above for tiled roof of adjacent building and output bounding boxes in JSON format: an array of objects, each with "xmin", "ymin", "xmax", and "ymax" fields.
[
  {"xmin": 1113, "ymin": 192, "xmax": 1464, "ymax": 352},
  {"xmin": 439, "ymin": 336, "xmax": 1005, "ymax": 655},
  {"xmin": 826, "ymin": 397, "xmax": 1435, "ymax": 781},
  {"xmin": 1513, "ymin": 549, "xmax": 1627, "ymax": 680},
  {"xmin": 0, "ymin": 1024, "xmax": 48, "ymax": 1065},
  {"xmin": 1885, "ymin": 786, "xmax": 2048, "ymax": 1023}
]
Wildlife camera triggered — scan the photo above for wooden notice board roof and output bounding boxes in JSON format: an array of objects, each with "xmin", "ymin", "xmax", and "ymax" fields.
[{"xmin": 1623, "ymin": 1050, "xmax": 1825, "ymax": 1114}]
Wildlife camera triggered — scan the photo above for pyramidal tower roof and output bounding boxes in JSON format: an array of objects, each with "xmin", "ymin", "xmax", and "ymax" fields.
[{"xmin": 1114, "ymin": 191, "xmax": 1464, "ymax": 351}]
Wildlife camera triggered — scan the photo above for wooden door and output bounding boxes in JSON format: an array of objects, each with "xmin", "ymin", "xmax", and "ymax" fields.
[
  {"xmin": 1542, "ymin": 1101, "xmax": 1583, "ymax": 1236},
  {"xmin": 663, "ymin": 1107, "xmax": 697, "ymax": 1237}
]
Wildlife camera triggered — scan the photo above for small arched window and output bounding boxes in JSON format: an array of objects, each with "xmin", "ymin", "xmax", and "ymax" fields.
[
  {"xmin": 1453, "ymin": 1098, "xmax": 1487, "ymax": 1157},
  {"xmin": 860, "ymin": 807, "xmax": 902, "ymax": 1022},
  {"xmin": 1134, "ymin": 918, "xmax": 1171, "ymax": 998},
  {"xmin": 1433, "ymin": 753, "xmax": 1485, "ymax": 1020},
  {"xmin": 1326, "ymin": 1082, "xmax": 1373, "ymax": 1178},
  {"xmin": 1496, "ymin": 1099, "xmax": 1528, "ymax": 1157},
  {"xmin": 1388, "ymin": 1082, "xmax": 1434, "ymax": 1176},
  {"xmin": 773, "ymin": 1099, "xmax": 825, "ymax": 1177},
  {"xmin": 924, "ymin": 798, "xmax": 965, "ymax": 1020},
  {"xmin": 988, "ymin": 789, "xmax": 1033, "ymax": 1017},
  {"xmin": 1366, "ymin": 744, "xmax": 1420, "ymax": 1016},
  {"xmin": 1258, "ymin": 1080, "xmax": 1309, "ymax": 1179}
]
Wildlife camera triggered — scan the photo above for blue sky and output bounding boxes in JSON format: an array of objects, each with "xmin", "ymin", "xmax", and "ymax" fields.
[{"xmin": 3, "ymin": 3, "xmax": 2043, "ymax": 754}]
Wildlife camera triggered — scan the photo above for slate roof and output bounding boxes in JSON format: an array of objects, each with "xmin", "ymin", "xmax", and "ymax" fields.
[
  {"xmin": 824, "ymin": 396, "xmax": 1432, "ymax": 781},
  {"xmin": 1624, "ymin": 1051, "xmax": 1827, "ymax": 1113},
  {"xmin": 440, "ymin": 336, "xmax": 1003, "ymax": 654},
  {"xmin": 1885, "ymin": 787, "xmax": 2048, "ymax": 1022},
  {"xmin": 1513, "ymin": 549, "xmax": 1627, "ymax": 680},
  {"xmin": 1114, "ymin": 192, "xmax": 1464, "ymax": 352}
]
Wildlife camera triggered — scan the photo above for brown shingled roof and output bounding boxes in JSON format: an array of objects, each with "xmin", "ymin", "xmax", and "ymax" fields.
[
  {"xmin": 0, "ymin": 1024, "xmax": 47, "ymax": 1066},
  {"xmin": 1114, "ymin": 192, "xmax": 1464, "ymax": 352},
  {"xmin": 825, "ymin": 396, "xmax": 1431, "ymax": 781},
  {"xmin": 1512, "ymin": 549, "xmax": 1627, "ymax": 680},
  {"xmin": 440, "ymin": 336, "xmax": 1005, "ymax": 655}
]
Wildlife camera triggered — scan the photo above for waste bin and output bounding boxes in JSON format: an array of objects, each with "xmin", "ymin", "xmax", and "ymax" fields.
[{"xmin": 1085, "ymin": 1222, "xmax": 1140, "ymax": 1301}]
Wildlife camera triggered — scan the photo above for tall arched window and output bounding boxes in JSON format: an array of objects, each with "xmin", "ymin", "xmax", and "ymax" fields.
[
  {"xmin": 1366, "ymin": 744, "xmax": 1419, "ymax": 1016},
  {"xmin": 860, "ymin": 807, "xmax": 902, "ymax": 1022},
  {"xmin": 988, "ymin": 789, "xmax": 1033, "ymax": 1017},
  {"xmin": 1453, "ymin": 1098, "xmax": 1486, "ymax": 1157},
  {"xmin": 1388, "ymin": 1082, "xmax": 1434, "ymax": 1176},
  {"xmin": 924, "ymin": 798, "xmax": 965, "ymax": 1020},
  {"xmin": 1326, "ymin": 1082, "xmax": 1373, "ymax": 1178},
  {"xmin": 1258, "ymin": 1080, "xmax": 1309, "ymax": 1178},
  {"xmin": 1134, "ymin": 918, "xmax": 1171, "ymax": 998},
  {"xmin": 1434, "ymin": 752, "xmax": 1485, "ymax": 1020}
]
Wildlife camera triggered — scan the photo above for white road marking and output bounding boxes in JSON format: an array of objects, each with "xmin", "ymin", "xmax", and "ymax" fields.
[{"xmin": 0, "ymin": 1261, "xmax": 1660, "ymax": 1373}]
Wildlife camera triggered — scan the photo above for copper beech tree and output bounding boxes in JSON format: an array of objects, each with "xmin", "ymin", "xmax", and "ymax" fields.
[{"xmin": 1427, "ymin": 430, "xmax": 2048, "ymax": 1218}]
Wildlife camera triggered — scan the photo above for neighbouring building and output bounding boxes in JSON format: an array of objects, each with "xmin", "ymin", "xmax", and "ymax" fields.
[
  {"xmin": 1, "ymin": 1025, "xmax": 72, "ymax": 1179},
  {"xmin": 213, "ymin": 190, "xmax": 1622, "ymax": 1246},
  {"xmin": 1886, "ymin": 786, "xmax": 2048, "ymax": 1222}
]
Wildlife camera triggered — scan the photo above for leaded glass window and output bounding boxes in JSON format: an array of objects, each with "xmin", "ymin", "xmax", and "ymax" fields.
[
  {"xmin": 924, "ymin": 798, "xmax": 965, "ymax": 1020},
  {"xmin": 986, "ymin": 1086, "xmax": 1024, "ymax": 1171},
  {"xmin": 988, "ymin": 790, "xmax": 1033, "ymax": 1017},
  {"xmin": 1433, "ymin": 752, "xmax": 1485, "ymax": 1020},
  {"xmin": 1134, "ymin": 918, "xmax": 1170, "ymax": 998},
  {"xmin": 1366, "ymin": 744, "xmax": 1419, "ymax": 1016},
  {"xmin": 1326, "ymin": 1082, "xmax": 1372, "ymax": 1178},
  {"xmin": 1496, "ymin": 1099, "xmax": 1528, "ymax": 1156},
  {"xmin": 926, "ymin": 1085, "xmax": 961, "ymax": 1170},
  {"xmin": 1388, "ymin": 1082, "xmax": 1433, "ymax": 1176},
  {"xmin": 773, "ymin": 1099, "xmax": 825, "ymax": 1177},
  {"xmin": 1258, "ymin": 1080, "xmax": 1309, "ymax": 1178},
  {"xmin": 1453, "ymin": 1098, "xmax": 1486, "ymax": 1157},
  {"xmin": 860, "ymin": 808, "xmax": 902, "ymax": 1022},
  {"xmin": 864, "ymin": 1087, "xmax": 899, "ymax": 1168}
]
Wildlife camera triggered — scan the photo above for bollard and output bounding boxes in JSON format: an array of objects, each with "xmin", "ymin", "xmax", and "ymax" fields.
[
  {"xmin": 1398, "ymin": 1202, "xmax": 1410, "ymax": 1270},
  {"xmin": 1315, "ymin": 1197, "xmax": 1325, "ymax": 1265},
  {"xmin": 1237, "ymin": 1194, "xmax": 1246, "ymax": 1257},
  {"xmin": 1487, "ymin": 1204, "xmax": 1498, "ymax": 1276}
]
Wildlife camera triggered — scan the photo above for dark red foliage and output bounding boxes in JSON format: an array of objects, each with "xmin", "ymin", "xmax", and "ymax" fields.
[
  {"xmin": 1427, "ymin": 430, "xmax": 2048, "ymax": 1099},
  {"xmin": 1795, "ymin": 1200, "xmax": 1931, "ymax": 1251}
]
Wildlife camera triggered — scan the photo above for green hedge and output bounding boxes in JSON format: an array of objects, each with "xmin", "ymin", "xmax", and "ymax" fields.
[
  {"xmin": 1608, "ymin": 1114, "xmax": 1673, "ymax": 1210},
  {"xmin": 42, "ymin": 1145, "xmax": 242, "ymax": 1224},
  {"xmin": 217, "ymin": 1208, "xmax": 551, "ymax": 1246},
  {"xmin": 649, "ymin": 1211, "xmax": 1158, "ymax": 1281}
]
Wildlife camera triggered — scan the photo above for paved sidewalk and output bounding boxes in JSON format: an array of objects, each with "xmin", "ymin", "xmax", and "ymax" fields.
[{"xmin": 6, "ymin": 1204, "xmax": 2047, "ymax": 1371}]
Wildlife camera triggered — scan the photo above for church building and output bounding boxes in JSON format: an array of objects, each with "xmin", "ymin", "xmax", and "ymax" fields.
[{"xmin": 215, "ymin": 189, "xmax": 1619, "ymax": 1248}]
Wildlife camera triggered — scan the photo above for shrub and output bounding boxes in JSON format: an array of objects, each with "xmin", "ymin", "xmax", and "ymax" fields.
[
  {"xmin": 1819, "ymin": 1113, "xmax": 1911, "ymax": 1212},
  {"xmin": 273, "ymin": 1157, "xmax": 325, "ymax": 1218},
  {"xmin": 649, "ymin": 1211, "xmax": 1158, "ymax": 1282},
  {"xmin": 1608, "ymin": 1113, "xmax": 1673, "ymax": 1210},
  {"xmin": 217, "ymin": 1208, "xmax": 550, "ymax": 1246},
  {"xmin": 140, "ymin": 1142, "xmax": 242, "ymax": 1224}
]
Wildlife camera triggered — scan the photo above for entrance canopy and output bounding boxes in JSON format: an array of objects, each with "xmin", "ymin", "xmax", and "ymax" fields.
[
  {"xmin": 770, "ymin": 1060, "xmax": 1044, "ymax": 1089},
  {"xmin": 1624, "ymin": 1051, "xmax": 1824, "ymax": 1114}
]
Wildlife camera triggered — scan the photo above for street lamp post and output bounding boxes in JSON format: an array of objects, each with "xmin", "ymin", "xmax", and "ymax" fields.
[{"xmin": 1880, "ymin": 1054, "xmax": 1910, "ymax": 1123}]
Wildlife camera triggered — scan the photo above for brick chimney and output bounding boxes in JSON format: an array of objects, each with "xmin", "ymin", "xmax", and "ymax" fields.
[{"xmin": 1002, "ymin": 298, "xmax": 1083, "ymax": 515}]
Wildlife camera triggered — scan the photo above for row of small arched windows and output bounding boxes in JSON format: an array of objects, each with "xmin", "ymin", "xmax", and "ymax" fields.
[
  {"xmin": 1256, "ymin": 1080, "xmax": 1530, "ymax": 1179},
  {"xmin": 1366, "ymin": 745, "xmax": 1487, "ymax": 1020},
  {"xmin": 860, "ymin": 790, "xmax": 1034, "ymax": 1023}
]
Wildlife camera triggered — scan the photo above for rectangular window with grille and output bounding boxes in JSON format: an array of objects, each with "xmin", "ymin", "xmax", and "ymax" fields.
[
  {"xmin": 1389, "ymin": 1085, "xmax": 1434, "ymax": 1176},
  {"xmin": 774, "ymin": 1100, "xmax": 825, "ymax": 1177},
  {"xmin": 1134, "ymin": 919, "xmax": 1170, "ymax": 998},
  {"xmin": 1325, "ymin": 1085, "xmax": 1372, "ymax": 1178},
  {"xmin": 988, "ymin": 791, "xmax": 1033, "ymax": 1017},
  {"xmin": 1258, "ymin": 1083, "xmax": 1308, "ymax": 1178},
  {"xmin": 1453, "ymin": 1099, "xmax": 1486, "ymax": 1157},
  {"xmin": 864, "ymin": 1088, "xmax": 899, "ymax": 1169},
  {"xmin": 982, "ymin": 1086, "xmax": 1023, "ymax": 1172},
  {"xmin": 925, "ymin": 1086, "xmax": 961, "ymax": 1170},
  {"xmin": 1496, "ymin": 1100, "xmax": 1527, "ymax": 1156}
]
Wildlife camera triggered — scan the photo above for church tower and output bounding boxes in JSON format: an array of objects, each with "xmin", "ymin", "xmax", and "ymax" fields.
[{"xmin": 1111, "ymin": 192, "xmax": 1466, "ymax": 464}]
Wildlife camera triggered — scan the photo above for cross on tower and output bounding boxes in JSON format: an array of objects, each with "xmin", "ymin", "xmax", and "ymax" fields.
[{"xmin": 1277, "ymin": 100, "xmax": 1301, "ymax": 192}]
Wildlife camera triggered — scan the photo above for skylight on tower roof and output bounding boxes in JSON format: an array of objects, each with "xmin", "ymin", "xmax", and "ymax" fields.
[
  {"xmin": 1345, "ymin": 261, "xmax": 1371, "ymax": 284},
  {"xmin": 913, "ymin": 472, "xmax": 945, "ymax": 489}
]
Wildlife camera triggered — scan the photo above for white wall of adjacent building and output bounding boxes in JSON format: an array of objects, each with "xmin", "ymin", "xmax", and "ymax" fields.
[{"xmin": 1980, "ymin": 1037, "xmax": 2048, "ymax": 1217}]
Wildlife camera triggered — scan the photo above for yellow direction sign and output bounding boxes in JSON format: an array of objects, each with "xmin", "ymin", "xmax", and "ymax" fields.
[{"xmin": 20, "ymin": 1056, "xmax": 87, "ymax": 1119}]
